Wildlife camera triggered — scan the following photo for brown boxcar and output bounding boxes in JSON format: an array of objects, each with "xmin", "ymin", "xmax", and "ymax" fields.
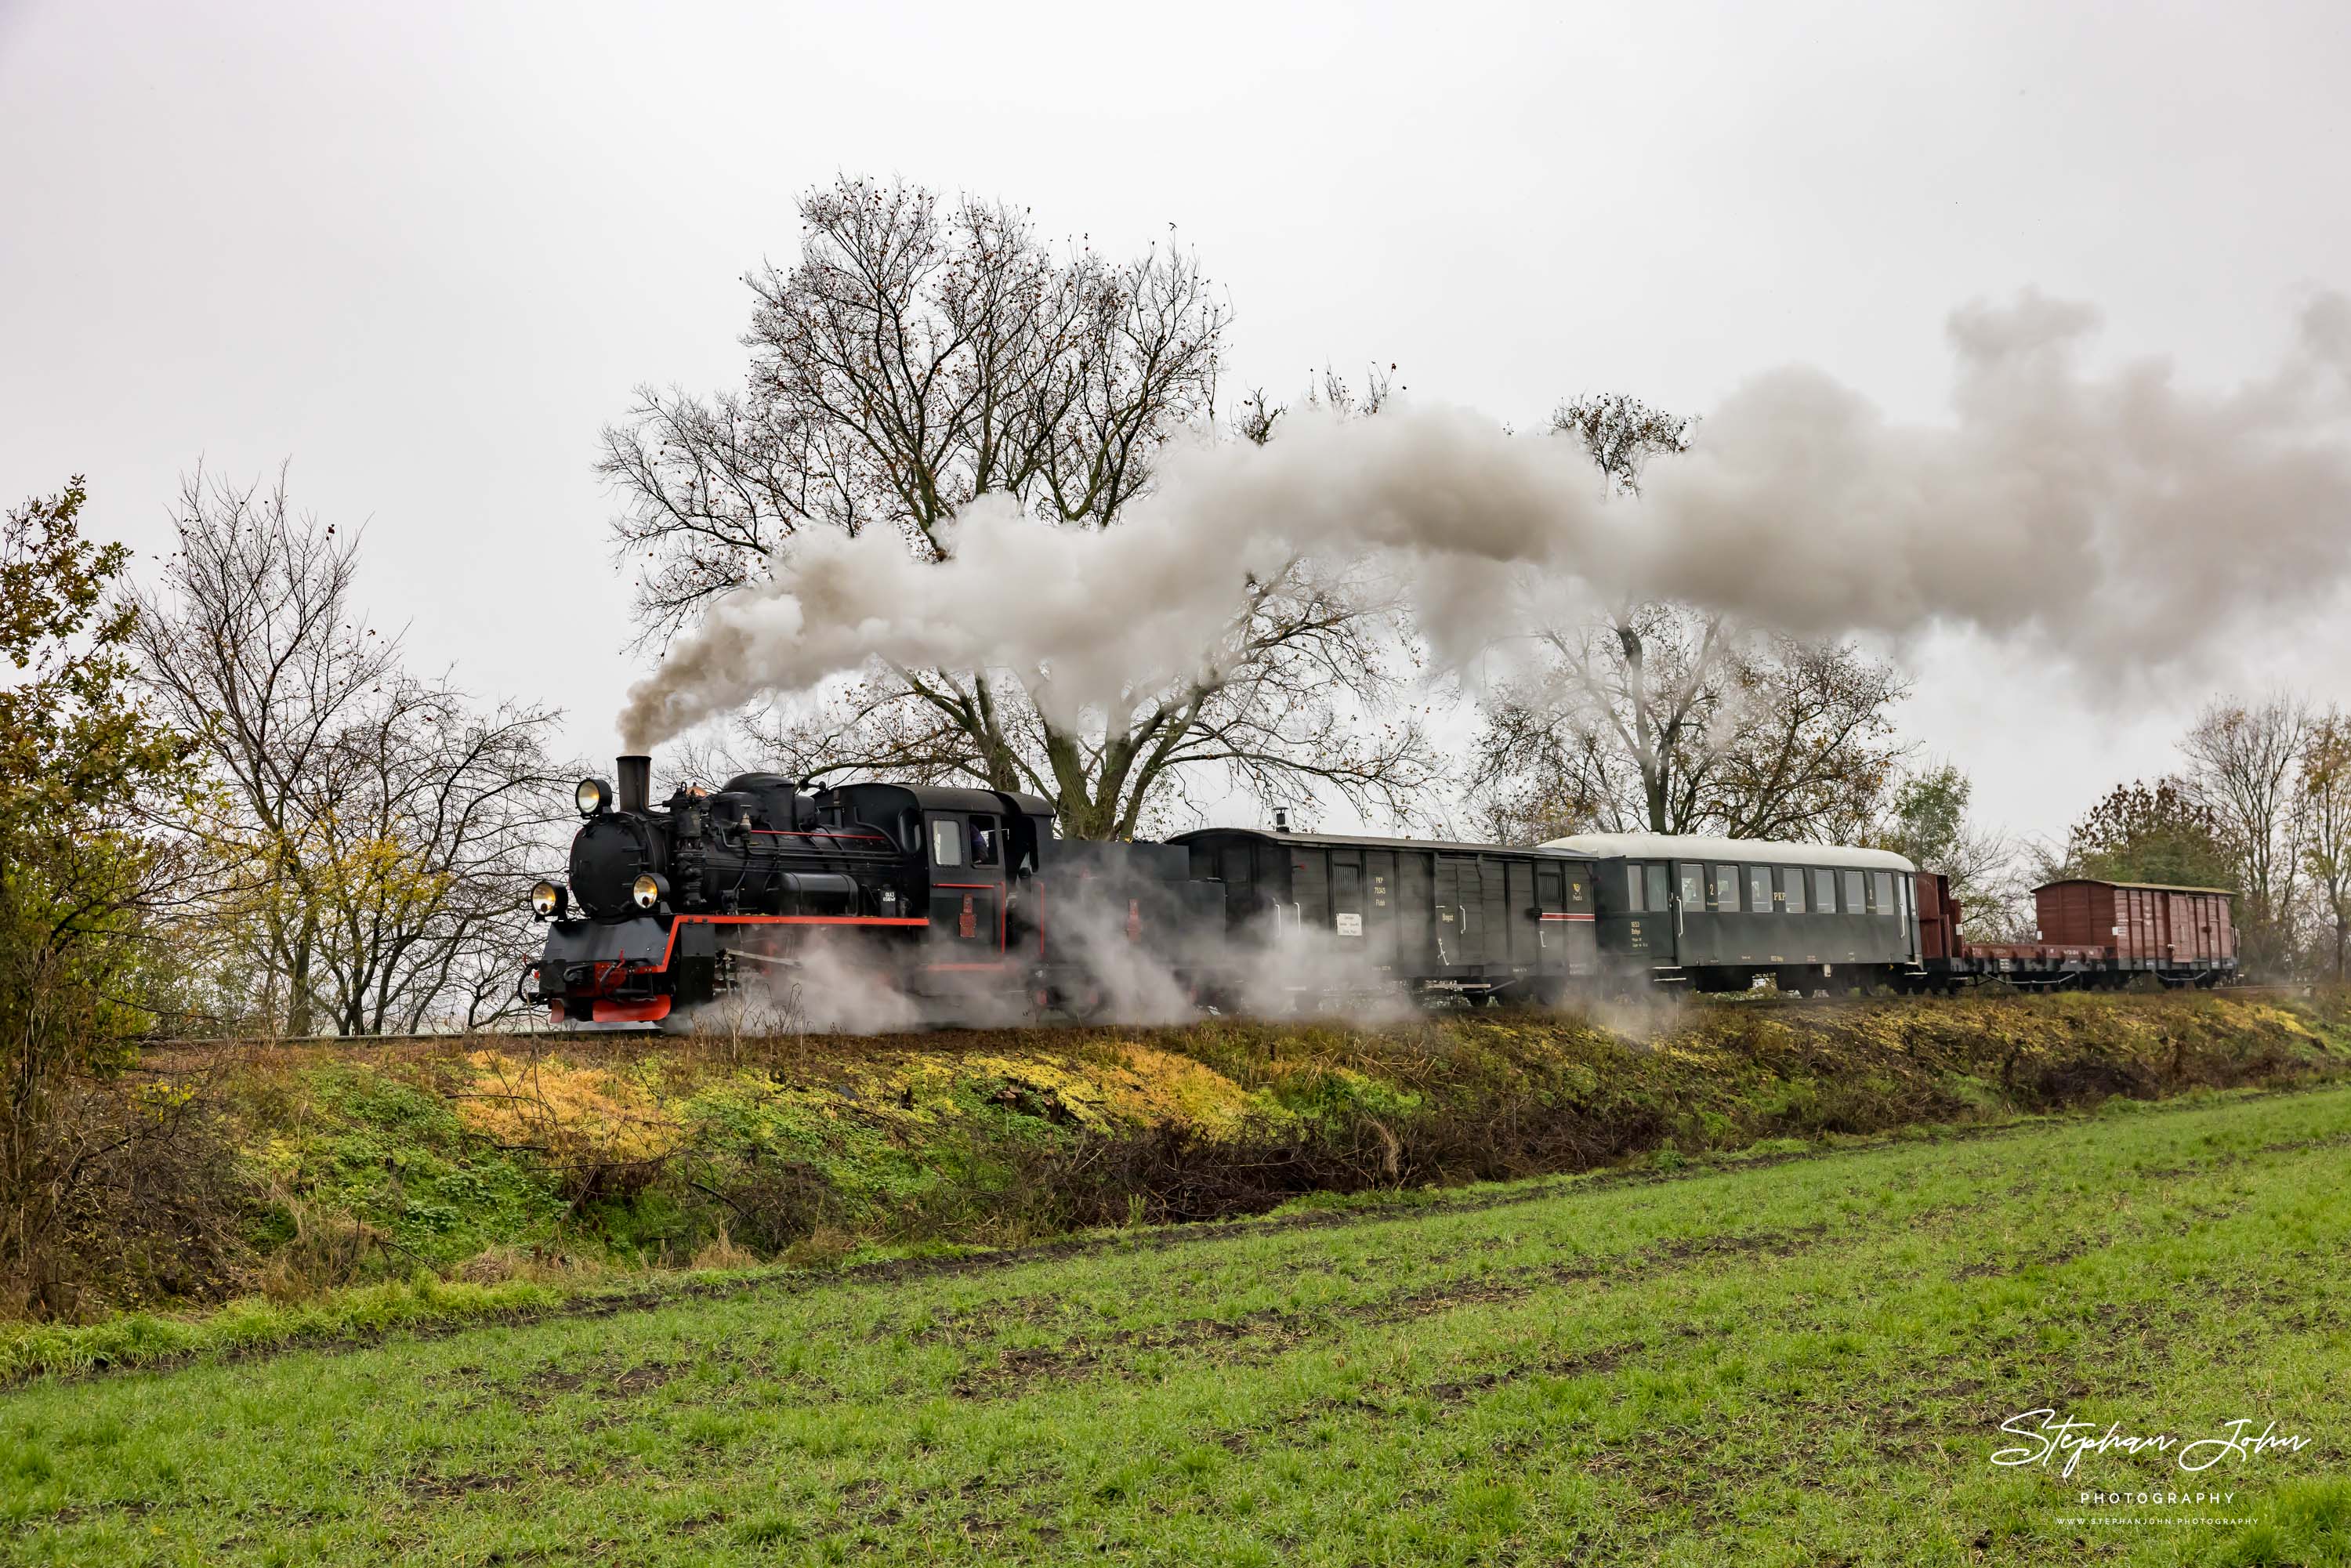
[{"xmin": 2033, "ymin": 879, "xmax": 2237, "ymax": 966}]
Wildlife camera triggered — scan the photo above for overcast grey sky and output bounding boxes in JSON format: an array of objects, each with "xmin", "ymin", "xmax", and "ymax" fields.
[{"xmin": 4, "ymin": 0, "xmax": 2346, "ymax": 844}]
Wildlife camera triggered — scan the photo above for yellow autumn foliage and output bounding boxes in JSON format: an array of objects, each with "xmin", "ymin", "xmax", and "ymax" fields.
[{"xmin": 458, "ymin": 1051, "xmax": 682, "ymax": 1168}]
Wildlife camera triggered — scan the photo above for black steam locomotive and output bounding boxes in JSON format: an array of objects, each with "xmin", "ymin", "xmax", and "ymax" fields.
[
  {"xmin": 528, "ymin": 754, "xmax": 2237, "ymax": 1028},
  {"xmin": 529, "ymin": 755, "xmax": 1214, "ymax": 1026}
]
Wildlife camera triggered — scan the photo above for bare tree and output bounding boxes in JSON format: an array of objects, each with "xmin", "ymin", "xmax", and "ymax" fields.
[
  {"xmin": 2181, "ymin": 693, "xmax": 2309, "ymax": 975},
  {"xmin": 1472, "ymin": 395, "xmax": 1904, "ymax": 846},
  {"xmin": 1473, "ymin": 603, "xmax": 1910, "ymax": 843},
  {"xmin": 2298, "ymin": 708, "xmax": 2351, "ymax": 980},
  {"xmin": 306, "ymin": 677, "xmax": 568, "ymax": 1033},
  {"xmin": 1551, "ymin": 393, "xmax": 1697, "ymax": 496},
  {"xmin": 137, "ymin": 468, "xmax": 567, "ymax": 1035},
  {"xmin": 135, "ymin": 469, "xmax": 394, "ymax": 1034},
  {"xmin": 601, "ymin": 176, "xmax": 1434, "ymax": 836}
]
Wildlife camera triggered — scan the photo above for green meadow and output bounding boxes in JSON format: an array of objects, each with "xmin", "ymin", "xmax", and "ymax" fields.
[{"xmin": 6, "ymin": 1081, "xmax": 2349, "ymax": 1566}]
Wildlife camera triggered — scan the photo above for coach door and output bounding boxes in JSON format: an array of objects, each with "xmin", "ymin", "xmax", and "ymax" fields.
[
  {"xmin": 1435, "ymin": 853, "xmax": 1483, "ymax": 969},
  {"xmin": 928, "ymin": 811, "xmax": 1004, "ymax": 969},
  {"xmin": 1602, "ymin": 860, "xmax": 1673, "ymax": 963},
  {"xmin": 1534, "ymin": 863, "xmax": 1569, "ymax": 974},
  {"xmin": 1331, "ymin": 851, "xmax": 1367, "ymax": 951},
  {"xmin": 1672, "ymin": 860, "xmax": 1708, "ymax": 965}
]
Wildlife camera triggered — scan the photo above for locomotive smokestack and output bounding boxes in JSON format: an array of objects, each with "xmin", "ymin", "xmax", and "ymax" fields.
[{"xmin": 617, "ymin": 755, "xmax": 651, "ymax": 815}]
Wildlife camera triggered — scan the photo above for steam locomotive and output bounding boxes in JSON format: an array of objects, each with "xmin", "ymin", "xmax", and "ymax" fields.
[
  {"xmin": 526, "ymin": 754, "xmax": 2239, "ymax": 1028},
  {"xmin": 529, "ymin": 755, "xmax": 1214, "ymax": 1026}
]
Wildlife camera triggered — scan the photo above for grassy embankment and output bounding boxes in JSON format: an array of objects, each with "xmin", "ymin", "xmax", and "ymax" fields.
[
  {"xmin": 17, "ymin": 990, "xmax": 2349, "ymax": 1378},
  {"xmin": 5, "ymin": 1081, "xmax": 2349, "ymax": 1564}
]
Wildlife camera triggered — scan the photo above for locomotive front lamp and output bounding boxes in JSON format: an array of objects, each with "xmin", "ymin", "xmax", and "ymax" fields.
[
  {"xmin": 577, "ymin": 777, "xmax": 611, "ymax": 817},
  {"xmin": 531, "ymin": 881, "xmax": 567, "ymax": 920},
  {"xmin": 631, "ymin": 872, "xmax": 669, "ymax": 911}
]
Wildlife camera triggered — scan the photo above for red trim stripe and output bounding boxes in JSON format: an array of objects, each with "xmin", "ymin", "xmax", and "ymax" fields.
[{"xmin": 652, "ymin": 912, "xmax": 929, "ymax": 974}]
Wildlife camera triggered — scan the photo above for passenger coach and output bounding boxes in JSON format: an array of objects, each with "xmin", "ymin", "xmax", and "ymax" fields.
[
  {"xmin": 1171, "ymin": 825, "xmax": 1601, "ymax": 1005},
  {"xmin": 1543, "ymin": 833, "xmax": 1924, "ymax": 993}
]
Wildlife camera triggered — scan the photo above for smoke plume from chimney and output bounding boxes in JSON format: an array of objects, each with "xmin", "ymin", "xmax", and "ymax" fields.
[{"xmin": 618, "ymin": 290, "xmax": 2351, "ymax": 752}]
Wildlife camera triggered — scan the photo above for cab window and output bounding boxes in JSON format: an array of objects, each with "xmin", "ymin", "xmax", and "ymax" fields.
[
  {"xmin": 930, "ymin": 817, "xmax": 965, "ymax": 867},
  {"xmin": 970, "ymin": 815, "xmax": 1000, "ymax": 867},
  {"xmin": 1713, "ymin": 864, "xmax": 1740, "ymax": 911},
  {"xmin": 1747, "ymin": 866, "xmax": 1773, "ymax": 912}
]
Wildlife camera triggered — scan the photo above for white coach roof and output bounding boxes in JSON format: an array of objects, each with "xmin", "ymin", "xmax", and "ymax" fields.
[{"xmin": 1540, "ymin": 833, "xmax": 1917, "ymax": 874}]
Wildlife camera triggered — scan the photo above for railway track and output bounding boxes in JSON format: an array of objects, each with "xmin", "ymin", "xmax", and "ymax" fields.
[{"xmin": 128, "ymin": 982, "xmax": 2306, "ymax": 1053}]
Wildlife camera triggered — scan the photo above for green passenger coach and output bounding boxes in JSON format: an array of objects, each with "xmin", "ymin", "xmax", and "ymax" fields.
[{"xmin": 1542, "ymin": 833, "xmax": 1923, "ymax": 994}]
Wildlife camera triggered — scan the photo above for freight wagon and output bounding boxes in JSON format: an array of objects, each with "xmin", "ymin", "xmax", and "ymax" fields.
[{"xmin": 1915, "ymin": 874, "xmax": 2237, "ymax": 989}]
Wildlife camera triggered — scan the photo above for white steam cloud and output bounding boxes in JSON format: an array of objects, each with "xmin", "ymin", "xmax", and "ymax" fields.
[{"xmin": 620, "ymin": 291, "xmax": 2351, "ymax": 751}]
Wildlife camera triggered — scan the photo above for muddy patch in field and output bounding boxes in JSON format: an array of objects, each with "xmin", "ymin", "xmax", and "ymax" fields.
[
  {"xmin": 401, "ymin": 1470, "xmax": 527, "ymax": 1501},
  {"xmin": 947, "ymin": 1221, "xmax": 1840, "ymax": 1398}
]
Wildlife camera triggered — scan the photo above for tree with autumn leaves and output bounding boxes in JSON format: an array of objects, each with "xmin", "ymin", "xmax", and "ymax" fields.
[{"xmin": 0, "ymin": 478, "xmax": 193, "ymax": 1311}]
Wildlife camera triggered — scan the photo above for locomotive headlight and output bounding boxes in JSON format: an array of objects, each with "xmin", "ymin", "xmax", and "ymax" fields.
[
  {"xmin": 630, "ymin": 872, "xmax": 668, "ymax": 911},
  {"xmin": 531, "ymin": 881, "xmax": 567, "ymax": 920},
  {"xmin": 576, "ymin": 777, "xmax": 611, "ymax": 817}
]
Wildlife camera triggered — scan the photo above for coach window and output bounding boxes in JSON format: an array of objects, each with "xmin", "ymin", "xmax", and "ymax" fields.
[
  {"xmin": 970, "ymin": 816, "xmax": 1001, "ymax": 867},
  {"xmin": 1813, "ymin": 867, "xmax": 1837, "ymax": 913},
  {"xmin": 1783, "ymin": 867, "xmax": 1806, "ymax": 914},
  {"xmin": 1874, "ymin": 871, "xmax": 1896, "ymax": 918},
  {"xmin": 930, "ymin": 817, "xmax": 965, "ymax": 867},
  {"xmin": 1746, "ymin": 866, "xmax": 1772, "ymax": 913},
  {"xmin": 1677, "ymin": 863, "xmax": 1704, "ymax": 908},
  {"xmin": 1645, "ymin": 864, "xmax": 1669, "ymax": 913},
  {"xmin": 1713, "ymin": 864, "xmax": 1740, "ymax": 912},
  {"xmin": 1843, "ymin": 868, "xmax": 1865, "ymax": 913}
]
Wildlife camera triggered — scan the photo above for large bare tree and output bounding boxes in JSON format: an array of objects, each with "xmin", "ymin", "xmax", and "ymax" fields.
[
  {"xmin": 601, "ymin": 176, "xmax": 1432, "ymax": 837},
  {"xmin": 1473, "ymin": 603, "xmax": 1910, "ymax": 842},
  {"xmin": 136, "ymin": 469, "xmax": 568, "ymax": 1034},
  {"xmin": 2181, "ymin": 693, "xmax": 2309, "ymax": 975},
  {"xmin": 1473, "ymin": 396, "xmax": 1907, "ymax": 845}
]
